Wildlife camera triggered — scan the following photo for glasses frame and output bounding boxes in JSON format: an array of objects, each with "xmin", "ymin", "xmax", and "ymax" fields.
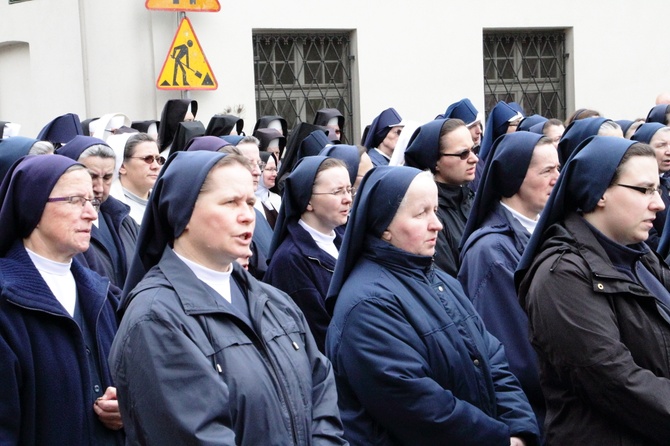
[
  {"xmin": 615, "ymin": 183, "xmax": 662, "ymax": 196},
  {"xmin": 312, "ymin": 186, "xmax": 356, "ymax": 198},
  {"xmin": 46, "ymin": 195, "xmax": 101, "ymax": 212},
  {"xmin": 130, "ymin": 155, "xmax": 166, "ymax": 165}
]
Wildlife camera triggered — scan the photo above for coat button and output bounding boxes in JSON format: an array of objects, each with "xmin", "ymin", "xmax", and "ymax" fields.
[
  {"xmin": 438, "ymin": 286, "xmax": 444, "ymax": 292},
  {"xmin": 94, "ymin": 384, "xmax": 100, "ymax": 393},
  {"xmin": 473, "ymin": 359, "xmax": 480, "ymax": 366},
  {"xmin": 597, "ymin": 283, "xmax": 604, "ymax": 290}
]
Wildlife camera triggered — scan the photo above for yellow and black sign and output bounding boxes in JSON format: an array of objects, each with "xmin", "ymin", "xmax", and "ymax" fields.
[
  {"xmin": 146, "ymin": 0, "xmax": 220, "ymax": 12},
  {"xmin": 156, "ymin": 17, "xmax": 218, "ymax": 90}
]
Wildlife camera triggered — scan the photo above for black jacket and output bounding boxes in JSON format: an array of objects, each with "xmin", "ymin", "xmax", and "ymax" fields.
[
  {"xmin": 518, "ymin": 213, "xmax": 670, "ymax": 445},
  {"xmin": 434, "ymin": 182, "xmax": 473, "ymax": 276}
]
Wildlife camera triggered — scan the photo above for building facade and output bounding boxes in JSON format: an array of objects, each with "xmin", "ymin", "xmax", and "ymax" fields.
[{"xmin": 1, "ymin": 0, "xmax": 669, "ymax": 140}]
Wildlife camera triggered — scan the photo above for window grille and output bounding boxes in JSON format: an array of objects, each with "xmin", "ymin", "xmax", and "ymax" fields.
[
  {"xmin": 484, "ymin": 30, "xmax": 567, "ymax": 120},
  {"xmin": 253, "ymin": 32, "xmax": 354, "ymax": 143}
]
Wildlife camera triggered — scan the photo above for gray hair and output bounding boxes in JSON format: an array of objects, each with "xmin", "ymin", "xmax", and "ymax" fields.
[
  {"xmin": 237, "ymin": 135, "xmax": 260, "ymax": 146},
  {"xmin": 79, "ymin": 144, "xmax": 116, "ymax": 161},
  {"xmin": 28, "ymin": 140, "xmax": 55, "ymax": 155}
]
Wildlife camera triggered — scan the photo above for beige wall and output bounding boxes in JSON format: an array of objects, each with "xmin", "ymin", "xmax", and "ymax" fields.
[{"xmin": 2, "ymin": 0, "xmax": 670, "ymax": 138}]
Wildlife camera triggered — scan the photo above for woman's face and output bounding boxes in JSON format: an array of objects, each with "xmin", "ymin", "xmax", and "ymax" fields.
[
  {"xmin": 262, "ymin": 156, "xmax": 278, "ymax": 189},
  {"xmin": 176, "ymin": 163, "xmax": 256, "ymax": 271},
  {"xmin": 120, "ymin": 140, "xmax": 162, "ymax": 198},
  {"xmin": 435, "ymin": 125, "xmax": 478, "ymax": 186},
  {"xmin": 544, "ymin": 124, "xmax": 565, "ymax": 149},
  {"xmin": 26, "ymin": 169, "xmax": 98, "ymax": 262},
  {"xmin": 303, "ymin": 166, "xmax": 352, "ymax": 234},
  {"xmin": 590, "ymin": 155, "xmax": 665, "ymax": 245},
  {"xmin": 382, "ymin": 175, "xmax": 443, "ymax": 256},
  {"xmin": 514, "ymin": 143, "xmax": 561, "ymax": 218}
]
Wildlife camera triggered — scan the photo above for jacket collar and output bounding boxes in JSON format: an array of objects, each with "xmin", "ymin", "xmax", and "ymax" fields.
[
  {"xmin": 461, "ymin": 202, "xmax": 529, "ymax": 255},
  {"xmin": 1, "ymin": 241, "xmax": 111, "ymax": 318},
  {"xmin": 157, "ymin": 246, "xmax": 269, "ymax": 318}
]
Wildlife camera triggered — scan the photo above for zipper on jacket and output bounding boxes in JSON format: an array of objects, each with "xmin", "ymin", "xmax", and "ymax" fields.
[{"xmin": 306, "ymin": 256, "xmax": 334, "ymax": 273}]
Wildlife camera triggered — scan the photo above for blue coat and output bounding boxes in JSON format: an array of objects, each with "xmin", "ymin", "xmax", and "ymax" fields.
[
  {"xmin": 264, "ymin": 220, "xmax": 341, "ymax": 352},
  {"xmin": 91, "ymin": 195, "xmax": 139, "ymax": 288},
  {"xmin": 367, "ymin": 148, "xmax": 390, "ymax": 167},
  {"xmin": 326, "ymin": 237, "xmax": 539, "ymax": 446},
  {"xmin": 0, "ymin": 242, "xmax": 121, "ymax": 445},
  {"xmin": 458, "ymin": 203, "xmax": 545, "ymax": 429},
  {"xmin": 110, "ymin": 247, "xmax": 346, "ymax": 445}
]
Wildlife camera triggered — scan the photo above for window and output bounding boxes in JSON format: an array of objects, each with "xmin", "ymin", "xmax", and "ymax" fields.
[
  {"xmin": 253, "ymin": 32, "xmax": 354, "ymax": 143},
  {"xmin": 484, "ymin": 30, "xmax": 567, "ymax": 120}
]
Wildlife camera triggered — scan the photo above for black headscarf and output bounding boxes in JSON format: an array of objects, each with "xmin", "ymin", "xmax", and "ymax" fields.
[
  {"xmin": 206, "ymin": 114, "xmax": 244, "ymax": 137},
  {"xmin": 157, "ymin": 99, "xmax": 198, "ymax": 151}
]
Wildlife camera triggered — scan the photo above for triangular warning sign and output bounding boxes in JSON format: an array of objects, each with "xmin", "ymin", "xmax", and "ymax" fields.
[
  {"xmin": 146, "ymin": 0, "xmax": 220, "ymax": 12},
  {"xmin": 156, "ymin": 17, "xmax": 218, "ymax": 91}
]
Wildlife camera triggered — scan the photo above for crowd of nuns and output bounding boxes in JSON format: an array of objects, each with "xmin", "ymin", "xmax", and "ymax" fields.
[{"xmin": 3, "ymin": 93, "xmax": 670, "ymax": 445}]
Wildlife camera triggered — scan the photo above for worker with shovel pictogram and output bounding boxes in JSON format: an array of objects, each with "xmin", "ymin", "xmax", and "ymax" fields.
[{"xmin": 171, "ymin": 40, "xmax": 202, "ymax": 86}]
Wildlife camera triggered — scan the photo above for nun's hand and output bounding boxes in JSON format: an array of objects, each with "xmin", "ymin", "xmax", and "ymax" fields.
[{"xmin": 94, "ymin": 386, "xmax": 124, "ymax": 430}]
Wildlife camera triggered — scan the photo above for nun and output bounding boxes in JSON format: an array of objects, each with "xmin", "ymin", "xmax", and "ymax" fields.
[
  {"xmin": 58, "ymin": 135, "xmax": 139, "ymax": 288},
  {"xmin": 326, "ymin": 165, "xmax": 539, "ymax": 446},
  {"xmin": 404, "ymin": 118, "xmax": 477, "ymax": 277},
  {"xmin": 440, "ymin": 98, "xmax": 483, "ymax": 147},
  {"xmin": 646, "ymin": 104, "xmax": 670, "ymax": 125},
  {"xmin": 458, "ymin": 132, "xmax": 560, "ymax": 433},
  {"xmin": 314, "ymin": 108, "xmax": 345, "ymax": 143},
  {"xmin": 264, "ymin": 155, "xmax": 353, "ymax": 352},
  {"xmin": 631, "ymin": 122, "xmax": 670, "ymax": 248},
  {"xmin": 205, "ymin": 114, "xmax": 244, "ymax": 137},
  {"xmin": 156, "ymin": 98, "xmax": 197, "ymax": 154},
  {"xmin": 255, "ymin": 150, "xmax": 281, "ymax": 228},
  {"xmin": 473, "ymin": 101, "xmax": 523, "ymax": 190},
  {"xmin": 0, "ymin": 155, "xmax": 122, "ymax": 445},
  {"xmin": 363, "ymin": 107, "xmax": 404, "ymax": 167},
  {"xmin": 516, "ymin": 136, "xmax": 670, "ymax": 445},
  {"xmin": 109, "ymin": 151, "xmax": 346, "ymax": 445},
  {"xmin": 557, "ymin": 117, "xmax": 623, "ymax": 165}
]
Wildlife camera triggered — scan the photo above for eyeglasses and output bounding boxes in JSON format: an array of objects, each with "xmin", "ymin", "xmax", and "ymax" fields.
[
  {"xmin": 47, "ymin": 195, "xmax": 101, "ymax": 212},
  {"xmin": 312, "ymin": 186, "xmax": 356, "ymax": 197},
  {"xmin": 439, "ymin": 146, "xmax": 476, "ymax": 160},
  {"xmin": 130, "ymin": 155, "xmax": 166, "ymax": 165},
  {"xmin": 263, "ymin": 167, "xmax": 278, "ymax": 173},
  {"xmin": 248, "ymin": 161, "xmax": 266, "ymax": 171},
  {"xmin": 616, "ymin": 183, "xmax": 662, "ymax": 196}
]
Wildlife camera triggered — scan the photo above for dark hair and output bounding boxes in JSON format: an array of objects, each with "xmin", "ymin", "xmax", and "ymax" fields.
[
  {"xmin": 609, "ymin": 143, "xmax": 656, "ymax": 186},
  {"xmin": 565, "ymin": 108, "xmax": 601, "ymax": 126},
  {"xmin": 123, "ymin": 133, "xmax": 156, "ymax": 159},
  {"xmin": 438, "ymin": 118, "xmax": 466, "ymax": 151}
]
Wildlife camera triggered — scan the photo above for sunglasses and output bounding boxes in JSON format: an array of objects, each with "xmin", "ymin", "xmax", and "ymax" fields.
[
  {"xmin": 130, "ymin": 155, "xmax": 166, "ymax": 165},
  {"xmin": 439, "ymin": 146, "xmax": 476, "ymax": 160}
]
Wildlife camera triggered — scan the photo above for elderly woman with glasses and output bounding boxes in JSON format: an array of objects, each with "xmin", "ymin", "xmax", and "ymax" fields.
[
  {"xmin": 517, "ymin": 136, "xmax": 670, "ymax": 445},
  {"xmin": 0, "ymin": 155, "xmax": 123, "ymax": 445},
  {"xmin": 110, "ymin": 132, "xmax": 164, "ymax": 225},
  {"xmin": 326, "ymin": 165, "xmax": 539, "ymax": 446},
  {"xmin": 264, "ymin": 156, "xmax": 353, "ymax": 353}
]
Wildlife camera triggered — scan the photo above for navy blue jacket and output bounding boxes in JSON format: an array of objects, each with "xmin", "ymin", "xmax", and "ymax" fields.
[
  {"xmin": 264, "ymin": 220, "xmax": 341, "ymax": 352},
  {"xmin": 248, "ymin": 208, "xmax": 273, "ymax": 280},
  {"xmin": 91, "ymin": 196, "xmax": 139, "ymax": 288},
  {"xmin": 367, "ymin": 148, "xmax": 390, "ymax": 167},
  {"xmin": 326, "ymin": 237, "xmax": 539, "ymax": 446},
  {"xmin": 458, "ymin": 203, "xmax": 545, "ymax": 429},
  {"xmin": 0, "ymin": 242, "xmax": 121, "ymax": 445}
]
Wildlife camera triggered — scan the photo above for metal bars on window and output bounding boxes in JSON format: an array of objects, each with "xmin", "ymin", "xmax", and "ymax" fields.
[
  {"xmin": 484, "ymin": 31, "xmax": 567, "ymax": 120},
  {"xmin": 253, "ymin": 32, "xmax": 354, "ymax": 143}
]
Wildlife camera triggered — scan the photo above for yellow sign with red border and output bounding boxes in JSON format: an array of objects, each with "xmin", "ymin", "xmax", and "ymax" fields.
[
  {"xmin": 146, "ymin": 0, "xmax": 220, "ymax": 12},
  {"xmin": 156, "ymin": 17, "xmax": 218, "ymax": 90}
]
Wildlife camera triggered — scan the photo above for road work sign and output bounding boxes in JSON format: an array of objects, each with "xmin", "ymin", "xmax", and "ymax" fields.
[
  {"xmin": 146, "ymin": 0, "xmax": 221, "ymax": 12},
  {"xmin": 156, "ymin": 17, "xmax": 218, "ymax": 90}
]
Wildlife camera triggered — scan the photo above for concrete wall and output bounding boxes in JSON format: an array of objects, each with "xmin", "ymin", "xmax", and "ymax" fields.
[{"xmin": 2, "ymin": 0, "xmax": 670, "ymax": 139}]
